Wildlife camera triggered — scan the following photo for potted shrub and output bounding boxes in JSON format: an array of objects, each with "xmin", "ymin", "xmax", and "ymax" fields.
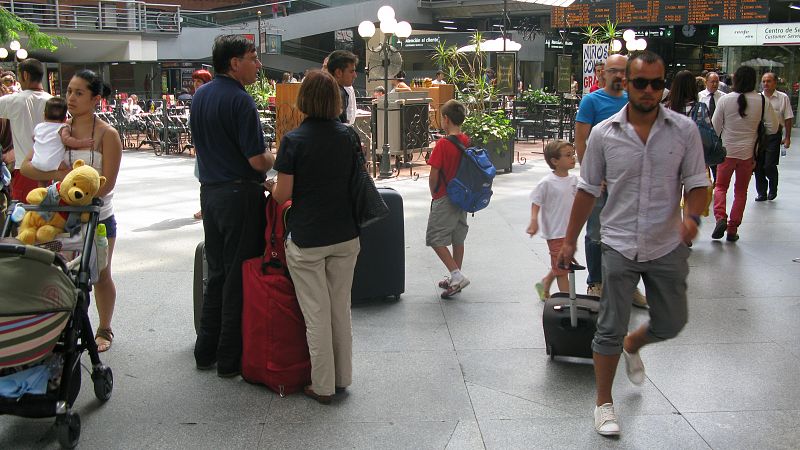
[{"xmin": 431, "ymin": 32, "xmax": 517, "ymax": 173}]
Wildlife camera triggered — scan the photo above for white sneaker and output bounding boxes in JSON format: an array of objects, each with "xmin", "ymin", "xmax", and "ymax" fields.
[
  {"xmin": 622, "ymin": 350, "xmax": 646, "ymax": 385},
  {"xmin": 587, "ymin": 283, "xmax": 602, "ymax": 297},
  {"xmin": 594, "ymin": 403, "xmax": 620, "ymax": 436},
  {"xmin": 441, "ymin": 275, "xmax": 470, "ymax": 299},
  {"xmin": 632, "ymin": 288, "xmax": 648, "ymax": 309}
]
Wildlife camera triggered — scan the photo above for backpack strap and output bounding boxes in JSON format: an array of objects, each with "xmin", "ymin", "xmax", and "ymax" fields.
[{"xmin": 436, "ymin": 135, "xmax": 467, "ymax": 191}]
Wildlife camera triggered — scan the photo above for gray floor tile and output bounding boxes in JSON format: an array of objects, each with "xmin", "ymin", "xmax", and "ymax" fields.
[
  {"xmin": 459, "ymin": 349, "xmax": 676, "ymax": 418},
  {"xmin": 684, "ymin": 410, "xmax": 800, "ymax": 450},
  {"xmin": 479, "ymin": 414, "xmax": 710, "ymax": 450},
  {"xmin": 258, "ymin": 421, "xmax": 465, "ymax": 450},
  {"xmin": 443, "ymin": 302, "xmax": 544, "ymax": 350},
  {"xmin": 263, "ymin": 351, "xmax": 474, "ymax": 423},
  {"xmin": 351, "ymin": 302, "xmax": 453, "ymax": 352},
  {"xmin": 445, "ymin": 420, "xmax": 486, "ymax": 450},
  {"xmin": 645, "ymin": 343, "xmax": 800, "ymax": 412},
  {"xmin": 663, "ymin": 296, "xmax": 800, "ymax": 346}
]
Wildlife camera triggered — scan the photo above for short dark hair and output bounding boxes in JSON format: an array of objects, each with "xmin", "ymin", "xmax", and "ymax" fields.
[
  {"xmin": 436, "ymin": 70, "xmax": 444, "ymax": 76},
  {"xmin": 325, "ymin": 50, "xmax": 358, "ymax": 76},
  {"xmin": 395, "ymin": 70, "xmax": 406, "ymax": 81},
  {"xmin": 373, "ymin": 85, "xmax": 386, "ymax": 94},
  {"xmin": 625, "ymin": 51, "xmax": 665, "ymax": 78},
  {"xmin": 212, "ymin": 35, "xmax": 256, "ymax": 74},
  {"xmin": 762, "ymin": 71, "xmax": 777, "ymax": 82},
  {"xmin": 543, "ymin": 140, "xmax": 573, "ymax": 170},
  {"xmin": 19, "ymin": 58, "xmax": 44, "ymax": 83},
  {"xmin": 44, "ymin": 97, "xmax": 68, "ymax": 121},
  {"xmin": 440, "ymin": 99, "xmax": 466, "ymax": 126},
  {"xmin": 296, "ymin": 70, "xmax": 341, "ymax": 120}
]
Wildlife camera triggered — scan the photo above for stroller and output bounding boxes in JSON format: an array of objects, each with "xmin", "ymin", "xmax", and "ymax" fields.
[{"xmin": 0, "ymin": 200, "xmax": 113, "ymax": 449}]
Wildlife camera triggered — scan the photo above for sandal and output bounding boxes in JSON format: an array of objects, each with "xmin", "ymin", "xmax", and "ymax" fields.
[{"xmin": 95, "ymin": 328, "xmax": 114, "ymax": 353}]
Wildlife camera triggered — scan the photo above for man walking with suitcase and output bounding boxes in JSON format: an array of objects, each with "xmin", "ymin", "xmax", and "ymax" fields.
[
  {"xmin": 558, "ymin": 51, "xmax": 709, "ymax": 436},
  {"xmin": 191, "ymin": 35, "xmax": 274, "ymax": 378}
]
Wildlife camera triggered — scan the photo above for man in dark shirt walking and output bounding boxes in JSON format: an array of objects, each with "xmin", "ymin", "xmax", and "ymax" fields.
[
  {"xmin": 190, "ymin": 35, "xmax": 274, "ymax": 378},
  {"xmin": 325, "ymin": 50, "xmax": 358, "ymax": 124}
]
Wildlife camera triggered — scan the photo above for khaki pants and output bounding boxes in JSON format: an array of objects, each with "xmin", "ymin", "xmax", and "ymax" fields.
[{"xmin": 286, "ymin": 237, "xmax": 360, "ymax": 396}]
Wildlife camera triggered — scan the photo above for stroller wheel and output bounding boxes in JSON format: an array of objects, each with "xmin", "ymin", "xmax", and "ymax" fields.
[
  {"xmin": 56, "ymin": 411, "xmax": 81, "ymax": 449},
  {"xmin": 91, "ymin": 365, "xmax": 114, "ymax": 402}
]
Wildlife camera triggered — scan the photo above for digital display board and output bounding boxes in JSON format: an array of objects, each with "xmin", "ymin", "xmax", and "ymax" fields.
[{"xmin": 551, "ymin": 0, "xmax": 769, "ymax": 28}]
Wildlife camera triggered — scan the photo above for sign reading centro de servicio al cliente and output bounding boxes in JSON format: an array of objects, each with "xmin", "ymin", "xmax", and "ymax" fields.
[
  {"xmin": 719, "ymin": 23, "xmax": 800, "ymax": 46},
  {"xmin": 402, "ymin": 32, "xmax": 501, "ymax": 51}
]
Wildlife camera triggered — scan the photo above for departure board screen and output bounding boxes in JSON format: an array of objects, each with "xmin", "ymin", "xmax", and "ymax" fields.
[{"xmin": 551, "ymin": 0, "xmax": 769, "ymax": 28}]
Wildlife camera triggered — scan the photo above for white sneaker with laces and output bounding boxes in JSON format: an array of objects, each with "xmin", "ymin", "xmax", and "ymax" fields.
[
  {"xmin": 587, "ymin": 283, "xmax": 602, "ymax": 297},
  {"xmin": 594, "ymin": 403, "xmax": 620, "ymax": 436},
  {"xmin": 623, "ymin": 350, "xmax": 646, "ymax": 385},
  {"xmin": 441, "ymin": 275, "xmax": 470, "ymax": 299},
  {"xmin": 632, "ymin": 288, "xmax": 648, "ymax": 309}
]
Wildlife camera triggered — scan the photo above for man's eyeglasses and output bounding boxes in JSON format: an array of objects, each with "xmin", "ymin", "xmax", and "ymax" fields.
[
  {"xmin": 629, "ymin": 78, "xmax": 666, "ymax": 90},
  {"xmin": 604, "ymin": 68, "xmax": 624, "ymax": 75}
]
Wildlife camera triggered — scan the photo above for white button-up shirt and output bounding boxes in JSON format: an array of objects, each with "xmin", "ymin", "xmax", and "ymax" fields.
[
  {"xmin": 698, "ymin": 88, "xmax": 722, "ymax": 111},
  {"xmin": 578, "ymin": 104, "xmax": 709, "ymax": 262},
  {"xmin": 764, "ymin": 89, "xmax": 794, "ymax": 127}
]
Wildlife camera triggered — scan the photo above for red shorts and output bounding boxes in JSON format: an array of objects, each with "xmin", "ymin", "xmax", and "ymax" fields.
[
  {"xmin": 547, "ymin": 238, "xmax": 568, "ymax": 276},
  {"xmin": 10, "ymin": 169, "xmax": 38, "ymax": 202}
]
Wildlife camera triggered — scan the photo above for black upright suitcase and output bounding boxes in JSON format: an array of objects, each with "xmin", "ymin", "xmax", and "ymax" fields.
[
  {"xmin": 193, "ymin": 241, "xmax": 207, "ymax": 334},
  {"xmin": 351, "ymin": 187, "xmax": 404, "ymax": 302},
  {"xmin": 542, "ymin": 264, "xmax": 600, "ymax": 360}
]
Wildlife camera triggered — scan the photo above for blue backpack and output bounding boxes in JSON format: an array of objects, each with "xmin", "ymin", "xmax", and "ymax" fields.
[
  {"xmin": 689, "ymin": 101, "xmax": 726, "ymax": 165},
  {"xmin": 444, "ymin": 136, "xmax": 496, "ymax": 213}
]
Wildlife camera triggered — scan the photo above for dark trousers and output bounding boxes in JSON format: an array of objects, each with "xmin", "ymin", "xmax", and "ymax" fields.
[
  {"xmin": 196, "ymin": 182, "xmax": 266, "ymax": 372},
  {"xmin": 754, "ymin": 132, "xmax": 782, "ymax": 197}
]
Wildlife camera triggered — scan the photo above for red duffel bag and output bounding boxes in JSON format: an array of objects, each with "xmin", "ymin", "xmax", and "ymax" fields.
[{"xmin": 241, "ymin": 196, "xmax": 311, "ymax": 395}]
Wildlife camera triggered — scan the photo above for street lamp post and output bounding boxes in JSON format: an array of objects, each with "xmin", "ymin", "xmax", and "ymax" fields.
[
  {"xmin": 358, "ymin": 6, "xmax": 412, "ymax": 179},
  {"xmin": 0, "ymin": 40, "xmax": 27, "ymax": 74},
  {"xmin": 257, "ymin": 10, "xmax": 262, "ymax": 57}
]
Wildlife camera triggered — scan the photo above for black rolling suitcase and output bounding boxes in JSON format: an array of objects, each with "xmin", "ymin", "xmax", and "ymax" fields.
[
  {"xmin": 542, "ymin": 263, "xmax": 600, "ymax": 360},
  {"xmin": 351, "ymin": 187, "xmax": 404, "ymax": 302},
  {"xmin": 193, "ymin": 241, "xmax": 207, "ymax": 334}
]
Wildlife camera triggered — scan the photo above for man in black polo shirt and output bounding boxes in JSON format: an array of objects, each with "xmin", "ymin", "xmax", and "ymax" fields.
[
  {"xmin": 190, "ymin": 35, "xmax": 274, "ymax": 378},
  {"xmin": 324, "ymin": 50, "xmax": 358, "ymax": 124}
]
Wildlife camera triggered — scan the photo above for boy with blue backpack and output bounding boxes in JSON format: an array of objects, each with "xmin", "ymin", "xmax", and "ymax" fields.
[{"xmin": 427, "ymin": 100, "xmax": 472, "ymax": 298}]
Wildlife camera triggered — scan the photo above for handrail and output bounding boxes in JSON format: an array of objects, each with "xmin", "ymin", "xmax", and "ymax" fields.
[{"xmin": 0, "ymin": 0, "xmax": 181, "ymax": 34}]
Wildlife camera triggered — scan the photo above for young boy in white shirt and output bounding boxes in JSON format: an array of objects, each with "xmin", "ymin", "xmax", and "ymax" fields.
[
  {"xmin": 527, "ymin": 140, "xmax": 578, "ymax": 300},
  {"xmin": 31, "ymin": 97, "xmax": 93, "ymax": 177}
]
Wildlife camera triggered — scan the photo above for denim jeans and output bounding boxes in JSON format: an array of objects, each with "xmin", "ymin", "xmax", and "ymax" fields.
[{"xmin": 585, "ymin": 191, "xmax": 606, "ymax": 285}]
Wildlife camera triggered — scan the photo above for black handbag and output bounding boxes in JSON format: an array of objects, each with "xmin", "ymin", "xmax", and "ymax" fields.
[
  {"xmin": 347, "ymin": 127, "xmax": 389, "ymax": 228},
  {"xmin": 755, "ymin": 94, "xmax": 769, "ymax": 159}
]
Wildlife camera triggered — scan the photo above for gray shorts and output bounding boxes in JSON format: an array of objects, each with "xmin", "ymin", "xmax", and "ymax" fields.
[
  {"xmin": 425, "ymin": 196, "xmax": 468, "ymax": 247},
  {"xmin": 592, "ymin": 243, "xmax": 690, "ymax": 356}
]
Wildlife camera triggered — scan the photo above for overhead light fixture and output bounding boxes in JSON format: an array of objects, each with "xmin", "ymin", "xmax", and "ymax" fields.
[
  {"xmin": 516, "ymin": 0, "xmax": 575, "ymax": 6},
  {"xmin": 443, "ymin": 26, "xmax": 458, "ymax": 30},
  {"xmin": 791, "ymin": 2, "xmax": 800, "ymax": 10},
  {"xmin": 438, "ymin": 19, "xmax": 455, "ymax": 24},
  {"xmin": 492, "ymin": 24, "xmax": 503, "ymax": 28}
]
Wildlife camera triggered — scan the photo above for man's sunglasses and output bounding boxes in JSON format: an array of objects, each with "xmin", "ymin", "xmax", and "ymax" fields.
[{"xmin": 629, "ymin": 78, "xmax": 666, "ymax": 90}]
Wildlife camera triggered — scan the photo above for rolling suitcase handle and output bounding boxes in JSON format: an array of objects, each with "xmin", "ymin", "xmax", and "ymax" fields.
[{"xmin": 560, "ymin": 262, "xmax": 586, "ymax": 328}]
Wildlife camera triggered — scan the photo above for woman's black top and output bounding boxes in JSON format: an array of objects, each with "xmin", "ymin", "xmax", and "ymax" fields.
[{"xmin": 274, "ymin": 117, "xmax": 358, "ymax": 248}]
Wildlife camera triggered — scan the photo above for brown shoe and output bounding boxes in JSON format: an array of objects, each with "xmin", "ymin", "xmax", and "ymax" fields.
[{"xmin": 304, "ymin": 386, "xmax": 333, "ymax": 405}]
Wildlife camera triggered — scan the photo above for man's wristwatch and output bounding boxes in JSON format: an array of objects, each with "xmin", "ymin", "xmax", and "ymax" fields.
[{"xmin": 688, "ymin": 214, "xmax": 701, "ymax": 226}]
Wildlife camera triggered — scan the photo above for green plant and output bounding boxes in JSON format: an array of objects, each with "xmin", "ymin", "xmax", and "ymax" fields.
[
  {"xmin": 431, "ymin": 32, "xmax": 514, "ymax": 153},
  {"xmin": 581, "ymin": 26, "xmax": 601, "ymax": 44},
  {"xmin": 461, "ymin": 109, "xmax": 515, "ymax": 154},
  {"xmin": 0, "ymin": 7, "xmax": 68, "ymax": 51},
  {"xmin": 521, "ymin": 87, "xmax": 560, "ymax": 107},
  {"xmin": 599, "ymin": 19, "xmax": 620, "ymax": 44},
  {"xmin": 245, "ymin": 72, "xmax": 275, "ymax": 109}
]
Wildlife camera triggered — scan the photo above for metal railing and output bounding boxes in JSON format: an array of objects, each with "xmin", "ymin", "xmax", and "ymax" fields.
[{"xmin": 0, "ymin": 0, "xmax": 181, "ymax": 34}]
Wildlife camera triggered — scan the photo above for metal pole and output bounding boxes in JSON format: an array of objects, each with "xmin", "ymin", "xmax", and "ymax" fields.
[
  {"xmin": 257, "ymin": 11, "xmax": 262, "ymax": 57},
  {"xmin": 503, "ymin": 0, "xmax": 507, "ymax": 52},
  {"xmin": 379, "ymin": 39, "xmax": 392, "ymax": 178}
]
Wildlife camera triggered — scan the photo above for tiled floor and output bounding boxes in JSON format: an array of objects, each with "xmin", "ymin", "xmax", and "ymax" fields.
[{"xmin": 2, "ymin": 134, "xmax": 799, "ymax": 449}]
